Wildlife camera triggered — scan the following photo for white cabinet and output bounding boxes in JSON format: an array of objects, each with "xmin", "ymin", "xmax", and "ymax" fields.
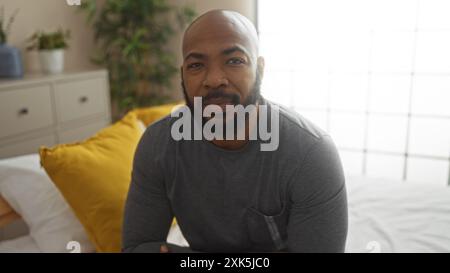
[
  {"xmin": 0, "ymin": 70, "xmax": 111, "ymax": 159},
  {"xmin": 0, "ymin": 84, "xmax": 54, "ymax": 139}
]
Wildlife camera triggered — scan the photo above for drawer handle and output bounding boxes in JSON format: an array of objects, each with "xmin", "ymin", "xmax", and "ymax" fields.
[
  {"xmin": 79, "ymin": 96, "xmax": 89, "ymax": 103},
  {"xmin": 18, "ymin": 108, "xmax": 29, "ymax": 116}
]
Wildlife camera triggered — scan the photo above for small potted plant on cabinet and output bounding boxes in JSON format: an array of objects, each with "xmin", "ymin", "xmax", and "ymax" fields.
[{"xmin": 27, "ymin": 29, "xmax": 70, "ymax": 74}]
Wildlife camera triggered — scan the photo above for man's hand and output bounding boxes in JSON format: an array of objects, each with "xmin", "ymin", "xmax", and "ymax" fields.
[
  {"xmin": 159, "ymin": 243, "xmax": 198, "ymax": 253},
  {"xmin": 160, "ymin": 244, "xmax": 170, "ymax": 253}
]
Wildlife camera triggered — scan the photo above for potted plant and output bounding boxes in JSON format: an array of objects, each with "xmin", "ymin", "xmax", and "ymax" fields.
[
  {"xmin": 27, "ymin": 29, "xmax": 70, "ymax": 74},
  {"xmin": 0, "ymin": 6, "xmax": 23, "ymax": 78},
  {"xmin": 79, "ymin": 0, "xmax": 196, "ymax": 120}
]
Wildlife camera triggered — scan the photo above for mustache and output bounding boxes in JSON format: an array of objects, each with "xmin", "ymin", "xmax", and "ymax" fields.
[{"xmin": 203, "ymin": 89, "xmax": 240, "ymax": 105}]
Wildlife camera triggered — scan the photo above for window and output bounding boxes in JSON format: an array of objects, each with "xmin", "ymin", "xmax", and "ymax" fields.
[{"xmin": 258, "ymin": 0, "xmax": 450, "ymax": 186}]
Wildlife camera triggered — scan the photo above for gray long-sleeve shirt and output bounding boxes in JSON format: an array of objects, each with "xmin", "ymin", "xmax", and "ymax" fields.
[{"xmin": 122, "ymin": 99, "xmax": 348, "ymax": 253}]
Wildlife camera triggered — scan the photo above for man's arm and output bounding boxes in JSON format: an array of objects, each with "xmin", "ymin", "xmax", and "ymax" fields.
[
  {"xmin": 122, "ymin": 129, "xmax": 195, "ymax": 253},
  {"xmin": 287, "ymin": 135, "xmax": 348, "ymax": 253}
]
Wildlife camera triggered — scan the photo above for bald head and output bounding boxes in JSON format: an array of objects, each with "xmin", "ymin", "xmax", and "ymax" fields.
[{"xmin": 182, "ymin": 10, "xmax": 260, "ymax": 62}]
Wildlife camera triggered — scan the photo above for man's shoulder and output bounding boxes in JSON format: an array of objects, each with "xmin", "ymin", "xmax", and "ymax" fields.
[
  {"xmin": 140, "ymin": 114, "xmax": 173, "ymax": 148},
  {"xmin": 267, "ymin": 100, "xmax": 328, "ymax": 141},
  {"xmin": 146, "ymin": 114, "xmax": 173, "ymax": 132}
]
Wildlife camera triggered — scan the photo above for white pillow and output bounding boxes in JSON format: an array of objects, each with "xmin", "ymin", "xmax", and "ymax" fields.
[{"xmin": 0, "ymin": 166, "xmax": 95, "ymax": 253}]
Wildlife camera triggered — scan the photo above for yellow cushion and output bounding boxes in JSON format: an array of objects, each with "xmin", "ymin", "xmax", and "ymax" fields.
[
  {"xmin": 39, "ymin": 112, "xmax": 143, "ymax": 253},
  {"xmin": 131, "ymin": 102, "xmax": 183, "ymax": 126}
]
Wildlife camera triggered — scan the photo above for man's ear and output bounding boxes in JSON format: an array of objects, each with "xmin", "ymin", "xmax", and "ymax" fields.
[{"xmin": 257, "ymin": 56, "xmax": 265, "ymax": 80}]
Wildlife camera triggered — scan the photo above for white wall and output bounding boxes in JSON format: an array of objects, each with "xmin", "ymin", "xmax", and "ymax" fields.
[{"xmin": 1, "ymin": 0, "xmax": 97, "ymax": 73}]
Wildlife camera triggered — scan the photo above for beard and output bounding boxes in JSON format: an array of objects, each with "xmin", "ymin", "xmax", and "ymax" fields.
[
  {"xmin": 180, "ymin": 71, "xmax": 263, "ymax": 140},
  {"xmin": 181, "ymin": 71, "xmax": 263, "ymax": 114}
]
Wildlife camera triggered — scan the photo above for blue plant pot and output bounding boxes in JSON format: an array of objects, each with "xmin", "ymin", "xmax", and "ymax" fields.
[{"xmin": 0, "ymin": 44, "xmax": 24, "ymax": 78}]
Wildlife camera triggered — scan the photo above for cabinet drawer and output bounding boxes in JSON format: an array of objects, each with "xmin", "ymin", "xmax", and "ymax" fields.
[
  {"xmin": 55, "ymin": 77, "xmax": 108, "ymax": 123},
  {"xmin": 58, "ymin": 119, "xmax": 109, "ymax": 144},
  {"xmin": 0, "ymin": 85, "xmax": 54, "ymax": 139},
  {"xmin": 0, "ymin": 134, "xmax": 56, "ymax": 159}
]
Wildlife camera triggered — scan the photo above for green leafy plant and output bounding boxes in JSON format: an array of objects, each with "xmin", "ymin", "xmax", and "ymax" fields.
[
  {"xmin": 26, "ymin": 29, "xmax": 71, "ymax": 51},
  {"xmin": 0, "ymin": 6, "xmax": 19, "ymax": 44},
  {"xmin": 79, "ymin": 0, "xmax": 196, "ymax": 119}
]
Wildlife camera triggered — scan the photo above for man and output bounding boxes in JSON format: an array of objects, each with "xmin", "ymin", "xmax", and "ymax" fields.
[{"xmin": 122, "ymin": 9, "xmax": 348, "ymax": 253}]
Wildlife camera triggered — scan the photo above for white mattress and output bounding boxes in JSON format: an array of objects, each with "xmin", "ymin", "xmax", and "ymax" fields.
[
  {"xmin": 1, "ymin": 154, "xmax": 450, "ymax": 253},
  {"xmin": 345, "ymin": 176, "xmax": 450, "ymax": 253}
]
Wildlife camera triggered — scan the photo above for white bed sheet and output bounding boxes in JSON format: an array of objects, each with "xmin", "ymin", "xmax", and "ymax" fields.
[{"xmin": 346, "ymin": 176, "xmax": 450, "ymax": 253}]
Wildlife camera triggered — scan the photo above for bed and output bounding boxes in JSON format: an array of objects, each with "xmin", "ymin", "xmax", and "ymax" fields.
[{"xmin": 1, "ymin": 153, "xmax": 449, "ymax": 253}]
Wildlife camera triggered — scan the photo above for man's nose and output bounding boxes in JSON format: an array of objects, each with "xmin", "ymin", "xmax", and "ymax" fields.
[{"xmin": 203, "ymin": 66, "xmax": 229, "ymax": 89}]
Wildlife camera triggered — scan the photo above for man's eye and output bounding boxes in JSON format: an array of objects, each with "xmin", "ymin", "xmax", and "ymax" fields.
[
  {"xmin": 227, "ymin": 58, "xmax": 245, "ymax": 65},
  {"xmin": 187, "ymin": 63, "xmax": 203, "ymax": 70}
]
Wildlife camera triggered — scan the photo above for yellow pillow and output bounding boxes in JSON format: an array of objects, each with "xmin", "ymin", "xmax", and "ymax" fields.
[
  {"xmin": 131, "ymin": 102, "xmax": 183, "ymax": 126},
  {"xmin": 39, "ymin": 112, "xmax": 143, "ymax": 253}
]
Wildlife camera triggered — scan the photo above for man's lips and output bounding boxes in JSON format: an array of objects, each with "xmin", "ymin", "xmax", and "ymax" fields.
[{"xmin": 204, "ymin": 97, "xmax": 234, "ymax": 108}]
